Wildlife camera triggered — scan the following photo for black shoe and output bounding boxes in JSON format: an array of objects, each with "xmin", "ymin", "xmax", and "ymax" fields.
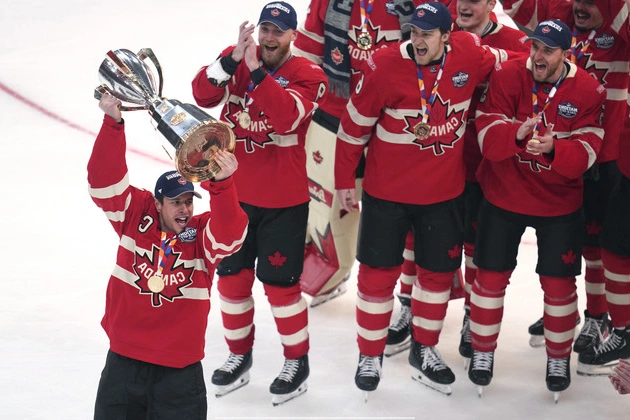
[
  {"xmin": 459, "ymin": 309, "xmax": 472, "ymax": 358},
  {"xmin": 385, "ymin": 294, "xmax": 412, "ymax": 354},
  {"xmin": 468, "ymin": 350, "xmax": 494, "ymax": 386},
  {"xmin": 546, "ymin": 356, "xmax": 571, "ymax": 393},
  {"xmin": 270, "ymin": 355, "xmax": 309, "ymax": 405},
  {"xmin": 212, "ymin": 350, "xmax": 252, "ymax": 386},
  {"xmin": 409, "ymin": 338, "xmax": 455, "ymax": 385},
  {"xmin": 573, "ymin": 310, "xmax": 611, "ymax": 353},
  {"xmin": 354, "ymin": 353, "xmax": 383, "ymax": 391},
  {"xmin": 578, "ymin": 327, "xmax": 630, "ymax": 375}
]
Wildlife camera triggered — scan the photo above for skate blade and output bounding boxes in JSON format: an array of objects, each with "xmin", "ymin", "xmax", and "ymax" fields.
[
  {"xmin": 476, "ymin": 385, "xmax": 485, "ymax": 398},
  {"xmin": 553, "ymin": 391, "xmax": 561, "ymax": 404},
  {"xmin": 362, "ymin": 390, "xmax": 373, "ymax": 403},
  {"xmin": 214, "ymin": 372, "xmax": 250, "ymax": 397},
  {"xmin": 271, "ymin": 382, "xmax": 308, "ymax": 406},
  {"xmin": 384, "ymin": 338, "xmax": 411, "ymax": 357},
  {"xmin": 576, "ymin": 361, "xmax": 617, "ymax": 376},
  {"xmin": 529, "ymin": 335, "xmax": 545, "ymax": 348},
  {"xmin": 309, "ymin": 284, "xmax": 348, "ymax": 308},
  {"xmin": 411, "ymin": 368, "xmax": 453, "ymax": 396}
]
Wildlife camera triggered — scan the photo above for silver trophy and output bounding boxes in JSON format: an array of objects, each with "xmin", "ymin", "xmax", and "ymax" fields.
[{"xmin": 94, "ymin": 48, "xmax": 235, "ymax": 182}]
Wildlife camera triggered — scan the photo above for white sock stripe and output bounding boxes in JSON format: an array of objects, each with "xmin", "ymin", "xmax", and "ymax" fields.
[
  {"xmin": 464, "ymin": 282, "xmax": 472, "ymax": 293},
  {"xmin": 469, "ymin": 320, "xmax": 501, "ymax": 337},
  {"xmin": 357, "ymin": 325, "xmax": 389, "ymax": 341},
  {"xmin": 543, "ymin": 328, "xmax": 575, "ymax": 343},
  {"xmin": 585, "ymin": 281, "xmax": 606, "ymax": 295},
  {"xmin": 411, "ymin": 316, "xmax": 444, "ymax": 331},
  {"xmin": 220, "ymin": 297, "xmax": 255, "ymax": 314},
  {"xmin": 412, "ymin": 287, "xmax": 450, "ymax": 304},
  {"xmin": 279, "ymin": 327, "xmax": 309, "ymax": 347},
  {"xmin": 270, "ymin": 297, "xmax": 308, "ymax": 319},
  {"xmin": 470, "ymin": 292, "xmax": 504, "ymax": 310},
  {"xmin": 465, "ymin": 255, "xmax": 477, "ymax": 269},
  {"xmin": 544, "ymin": 300, "xmax": 577, "ymax": 317},
  {"xmin": 224, "ymin": 325, "xmax": 253, "ymax": 341},
  {"xmin": 584, "ymin": 259, "xmax": 603, "ymax": 269},
  {"xmin": 606, "ymin": 290, "xmax": 630, "ymax": 306},
  {"xmin": 605, "ymin": 269, "xmax": 630, "ymax": 283},
  {"xmin": 356, "ymin": 296, "xmax": 394, "ymax": 315},
  {"xmin": 399, "ymin": 273, "xmax": 416, "ymax": 286},
  {"xmin": 403, "ymin": 249, "xmax": 414, "ymax": 260}
]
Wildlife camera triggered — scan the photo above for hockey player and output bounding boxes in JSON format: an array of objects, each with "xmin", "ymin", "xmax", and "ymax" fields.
[
  {"xmin": 448, "ymin": 0, "xmax": 530, "ymax": 368},
  {"xmin": 89, "ymin": 94, "xmax": 248, "ymax": 419},
  {"xmin": 335, "ymin": 2, "xmax": 506, "ymax": 396},
  {"xmin": 578, "ymin": 86, "xmax": 630, "ymax": 376},
  {"xmin": 191, "ymin": 1, "xmax": 328, "ymax": 406},
  {"xmin": 293, "ymin": 0, "xmax": 422, "ymax": 308},
  {"xmin": 469, "ymin": 20, "xmax": 606, "ymax": 401},
  {"xmin": 503, "ymin": 0, "xmax": 630, "ymax": 356}
]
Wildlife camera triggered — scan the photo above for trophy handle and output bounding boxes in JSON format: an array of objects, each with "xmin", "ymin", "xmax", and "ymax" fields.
[
  {"xmin": 137, "ymin": 48, "xmax": 163, "ymax": 98},
  {"xmin": 93, "ymin": 85, "xmax": 148, "ymax": 111}
]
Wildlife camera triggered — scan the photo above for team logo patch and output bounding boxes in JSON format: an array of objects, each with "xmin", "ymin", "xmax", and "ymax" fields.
[
  {"xmin": 313, "ymin": 150, "xmax": 323, "ymax": 164},
  {"xmin": 557, "ymin": 102, "xmax": 578, "ymax": 119},
  {"xmin": 275, "ymin": 76, "xmax": 289, "ymax": 88},
  {"xmin": 595, "ymin": 34, "xmax": 615, "ymax": 49},
  {"xmin": 178, "ymin": 226, "xmax": 197, "ymax": 242},
  {"xmin": 452, "ymin": 72, "xmax": 469, "ymax": 88},
  {"xmin": 271, "ymin": 9, "xmax": 280, "ymax": 17},
  {"xmin": 177, "ymin": 177, "xmax": 187, "ymax": 185},
  {"xmin": 331, "ymin": 47, "xmax": 344, "ymax": 65}
]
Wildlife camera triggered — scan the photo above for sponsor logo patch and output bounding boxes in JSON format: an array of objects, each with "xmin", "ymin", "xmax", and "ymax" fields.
[
  {"xmin": 178, "ymin": 226, "xmax": 198, "ymax": 242},
  {"xmin": 557, "ymin": 102, "xmax": 578, "ymax": 119},
  {"xmin": 452, "ymin": 72, "xmax": 469, "ymax": 88}
]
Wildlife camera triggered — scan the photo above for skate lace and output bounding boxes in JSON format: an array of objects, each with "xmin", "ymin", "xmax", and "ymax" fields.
[
  {"xmin": 547, "ymin": 357, "xmax": 568, "ymax": 378},
  {"xmin": 358, "ymin": 355, "xmax": 382, "ymax": 378},
  {"xmin": 595, "ymin": 330, "xmax": 623, "ymax": 356},
  {"xmin": 219, "ymin": 353, "xmax": 245, "ymax": 373},
  {"xmin": 390, "ymin": 305, "xmax": 412, "ymax": 333},
  {"xmin": 472, "ymin": 351, "xmax": 493, "ymax": 372},
  {"xmin": 579, "ymin": 317, "xmax": 607, "ymax": 343},
  {"xmin": 277, "ymin": 359, "xmax": 300, "ymax": 382},
  {"xmin": 460, "ymin": 313, "xmax": 471, "ymax": 343},
  {"xmin": 421, "ymin": 346, "xmax": 448, "ymax": 371}
]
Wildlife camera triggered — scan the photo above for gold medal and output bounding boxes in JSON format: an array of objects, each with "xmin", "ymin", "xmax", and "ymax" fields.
[
  {"xmin": 527, "ymin": 138, "xmax": 541, "ymax": 155},
  {"xmin": 238, "ymin": 111, "xmax": 251, "ymax": 129},
  {"xmin": 414, "ymin": 122, "xmax": 430, "ymax": 141},
  {"xmin": 147, "ymin": 275, "xmax": 165, "ymax": 293},
  {"xmin": 357, "ymin": 32, "xmax": 373, "ymax": 50}
]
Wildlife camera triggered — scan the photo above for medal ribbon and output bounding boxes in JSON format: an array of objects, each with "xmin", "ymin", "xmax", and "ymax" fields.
[
  {"xmin": 570, "ymin": 29, "xmax": 596, "ymax": 63},
  {"xmin": 417, "ymin": 52, "xmax": 446, "ymax": 124},
  {"xmin": 531, "ymin": 68, "xmax": 565, "ymax": 137},
  {"xmin": 360, "ymin": 0, "xmax": 374, "ymax": 34},
  {"xmin": 156, "ymin": 231, "xmax": 178, "ymax": 277}
]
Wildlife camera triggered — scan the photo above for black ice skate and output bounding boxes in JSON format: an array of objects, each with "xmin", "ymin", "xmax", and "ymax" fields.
[
  {"xmin": 409, "ymin": 338, "xmax": 455, "ymax": 395},
  {"xmin": 384, "ymin": 294, "xmax": 412, "ymax": 357},
  {"xmin": 528, "ymin": 314, "xmax": 581, "ymax": 348},
  {"xmin": 355, "ymin": 353, "xmax": 383, "ymax": 401},
  {"xmin": 546, "ymin": 355, "xmax": 570, "ymax": 403},
  {"xmin": 573, "ymin": 310, "xmax": 611, "ymax": 353},
  {"xmin": 578, "ymin": 326, "xmax": 630, "ymax": 376},
  {"xmin": 309, "ymin": 274, "xmax": 349, "ymax": 308},
  {"xmin": 468, "ymin": 350, "xmax": 494, "ymax": 397},
  {"xmin": 212, "ymin": 350, "xmax": 252, "ymax": 397},
  {"xmin": 459, "ymin": 308, "xmax": 472, "ymax": 369},
  {"xmin": 270, "ymin": 355, "xmax": 309, "ymax": 406}
]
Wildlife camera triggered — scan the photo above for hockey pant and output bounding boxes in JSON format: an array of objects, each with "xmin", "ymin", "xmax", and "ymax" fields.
[
  {"xmin": 302, "ymin": 118, "xmax": 361, "ymax": 297},
  {"xmin": 470, "ymin": 269, "xmax": 578, "ymax": 358},
  {"xmin": 217, "ymin": 268, "xmax": 309, "ymax": 359}
]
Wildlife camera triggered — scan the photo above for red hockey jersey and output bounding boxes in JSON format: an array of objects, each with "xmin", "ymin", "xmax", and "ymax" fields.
[
  {"xmin": 192, "ymin": 46, "xmax": 327, "ymax": 208},
  {"xmin": 294, "ymin": 0, "xmax": 422, "ymax": 118},
  {"xmin": 87, "ymin": 116, "xmax": 248, "ymax": 368},
  {"xmin": 475, "ymin": 57, "xmax": 606, "ymax": 217},
  {"xmin": 335, "ymin": 32, "xmax": 500, "ymax": 205},
  {"xmin": 459, "ymin": 22, "xmax": 530, "ymax": 182},
  {"xmin": 501, "ymin": 0, "xmax": 574, "ymax": 31},
  {"xmin": 503, "ymin": 0, "xmax": 630, "ymax": 164}
]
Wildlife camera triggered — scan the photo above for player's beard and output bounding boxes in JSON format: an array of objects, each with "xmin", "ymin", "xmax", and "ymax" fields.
[{"xmin": 260, "ymin": 42, "xmax": 291, "ymax": 72}]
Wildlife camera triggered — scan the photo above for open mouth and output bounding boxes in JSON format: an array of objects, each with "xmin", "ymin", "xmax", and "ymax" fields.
[
  {"xmin": 415, "ymin": 47, "xmax": 428, "ymax": 57},
  {"xmin": 263, "ymin": 45, "xmax": 278, "ymax": 54},
  {"xmin": 459, "ymin": 12, "xmax": 473, "ymax": 19},
  {"xmin": 175, "ymin": 217, "xmax": 188, "ymax": 226}
]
